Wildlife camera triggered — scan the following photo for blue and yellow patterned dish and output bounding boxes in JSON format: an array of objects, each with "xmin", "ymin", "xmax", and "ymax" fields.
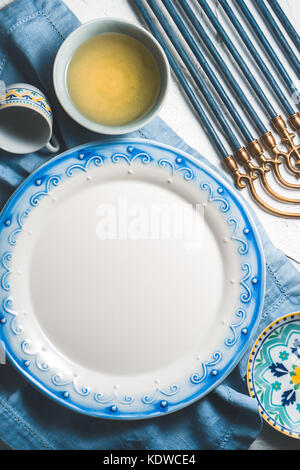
[{"xmin": 248, "ymin": 313, "xmax": 300, "ymax": 439}]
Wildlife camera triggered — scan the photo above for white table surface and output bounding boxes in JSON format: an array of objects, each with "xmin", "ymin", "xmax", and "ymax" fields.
[
  {"xmin": 1, "ymin": 0, "xmax": 300, "ymax": 451},
  {"xmin": 62, "ymin": 0, "xmax": 300, "ymax": 451}
]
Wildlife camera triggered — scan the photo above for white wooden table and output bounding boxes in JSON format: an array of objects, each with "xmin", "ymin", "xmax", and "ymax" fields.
[
  {"xmin": 62, "ymin": 0, "xmax": 300, "ymax": 450},
  {"xmin": 1, "ymin": 0, "xmax": 300, "ymax": 451}
]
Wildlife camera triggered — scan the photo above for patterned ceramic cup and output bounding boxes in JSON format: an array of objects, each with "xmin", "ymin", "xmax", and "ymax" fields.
[{"xmin": 0, "ymin": 83, "xmax": 60, "ymax": 154}]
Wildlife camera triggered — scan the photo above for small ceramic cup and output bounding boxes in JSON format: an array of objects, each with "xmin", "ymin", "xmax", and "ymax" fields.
[
  {"xmin": 53, "ymin": 18, "xmax": 170, "ymax": 135},
  {"xmin": 0, "ymin": 83, "xmax": 60, "ymax": 154}
]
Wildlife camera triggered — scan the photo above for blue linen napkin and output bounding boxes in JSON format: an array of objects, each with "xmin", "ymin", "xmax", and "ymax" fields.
[{"xmin": 0, "ymin": 0, "xmax": 300, "ymax": 451}]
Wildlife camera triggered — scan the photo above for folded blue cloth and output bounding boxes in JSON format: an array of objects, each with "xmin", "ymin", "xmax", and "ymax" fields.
[{"xmin": 0, "ymin": 0, "xmax": 300, "ymax": 450}]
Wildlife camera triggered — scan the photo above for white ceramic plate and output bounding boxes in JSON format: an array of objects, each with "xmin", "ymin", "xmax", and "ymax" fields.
[{"xmin": 0, "ymin": 140, "xmax": 265, "ymax": 419}]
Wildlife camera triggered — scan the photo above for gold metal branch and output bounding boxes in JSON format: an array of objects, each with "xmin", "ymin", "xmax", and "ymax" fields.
[
  {"xmin": 260, "ymin": 131, "xmax": 300, "ymax": 188},
  {"xmin": 234, "ymin": 145, "xmax": 300, "ymax": 204},
  {"xmin": 271, "ymin": 115, "xmax": 300, "ymax": 172},
  {"xmin": 225, "ymin": 155, "xmax": 300, "ymax": 218}
]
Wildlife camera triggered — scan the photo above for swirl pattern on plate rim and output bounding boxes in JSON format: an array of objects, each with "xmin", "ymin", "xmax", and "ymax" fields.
[{"xmin": 0, "ymin": 141, "xmax": 264, "ymax": 418}]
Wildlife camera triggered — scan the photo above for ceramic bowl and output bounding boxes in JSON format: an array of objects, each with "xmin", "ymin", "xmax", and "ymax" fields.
[{"xmin": 53, "ymin": 18, "xmax": 170, "ymax": 135}]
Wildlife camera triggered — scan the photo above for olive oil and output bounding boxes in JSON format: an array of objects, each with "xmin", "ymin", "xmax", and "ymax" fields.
[{"xmin": 67, "ymin": 33, "xmax": 161, "ymax": 127}]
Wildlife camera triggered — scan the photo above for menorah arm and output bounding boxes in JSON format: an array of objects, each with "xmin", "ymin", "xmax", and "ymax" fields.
[
  {"xmin": 235, "ymin": 146, "xmax": 300, "ymax": 204},
  {"xmin": 225, "ymin": 155, "xmax": 300, "ymax": 218}
]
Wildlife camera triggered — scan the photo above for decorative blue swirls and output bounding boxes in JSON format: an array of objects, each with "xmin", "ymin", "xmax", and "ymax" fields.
[
  {"xmin": 8, "ymin": 210, "xmax": 30, "ymax": 246},
  {"xmin": 30, "ymin": 176, "xmax": 60, "ymax": 206},
  {"xmin": 190, "ymin": 352, "xmax": 222, "ymax": 384},
  {"xmin": 228, "ymin": 218, "xmax": 248, "ymax": 255},
  {"xmin": 21, "ymin": 340, "xmax": 49, "ymax": 371},
  {"xmin": 117, "ymin": 394, "xmax": 134, "ymax": 405},
  {"xmin": 240, "ymin": 263, "xmax": 252, "ymax": 303},
  {"xmin": 93, "ymin": 392, "xmax": 115, "ymax": 404},
  {"xmin": 157, "ymin": 158, "xmax": 194, "ymax": 181},
  {"xmin": 73, "ymin": 381, "xmax": 90, "ymax": 397},
  {"xmin": 200, "ymin": 183, "xmax": 230, "ymax": 212},
  {"xmin": 66, "ymin": 154, "xmax": 103, "ymax": 177},
  {"xmin": 111, "ymin": 150, "xmax": 151, "ymax": 166},
  {"xmin": 2, "ymin": 297, "xmax": 22, "ymax": 335},
  {"xmin": 225, "ymin": 309, "xmax": 246, "ymax": 347},
  {"xmin": 51, "ymin": 373, "xmax": 90, "ymax": 397},
  {"xmin": 142, "ymin": 384, "xmax": 179, "ymax": 405},
  {"xmin": 51, "ymin": 373, "xmax": 72, "ymax": 387},
  {"xmin": 94, "ymin": 391, "xmax": 134, "ymax": 405},
  {"xmin": 0, "ymin": 252, "xmax": 13, "ymax": 291}
]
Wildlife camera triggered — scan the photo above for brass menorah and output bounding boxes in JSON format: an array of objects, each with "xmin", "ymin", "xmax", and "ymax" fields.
[{"xmin": 134, "ymin": 0, "xmax": 300, "ymax": 218}]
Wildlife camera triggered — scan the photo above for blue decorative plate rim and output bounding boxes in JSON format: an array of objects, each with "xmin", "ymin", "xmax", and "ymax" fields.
[
  {"xmin": 0, "ymin": 139, "xmax": 265, "ymax": 419},
  {"xmin": 247, "ymin": 312, "xmax": 300, "ymax": 439}
]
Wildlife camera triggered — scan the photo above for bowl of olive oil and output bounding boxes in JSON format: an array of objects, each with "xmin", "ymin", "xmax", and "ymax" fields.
[{"xmin": 53, "ymin": 18, "xmax": 170, "ymax": 135}]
